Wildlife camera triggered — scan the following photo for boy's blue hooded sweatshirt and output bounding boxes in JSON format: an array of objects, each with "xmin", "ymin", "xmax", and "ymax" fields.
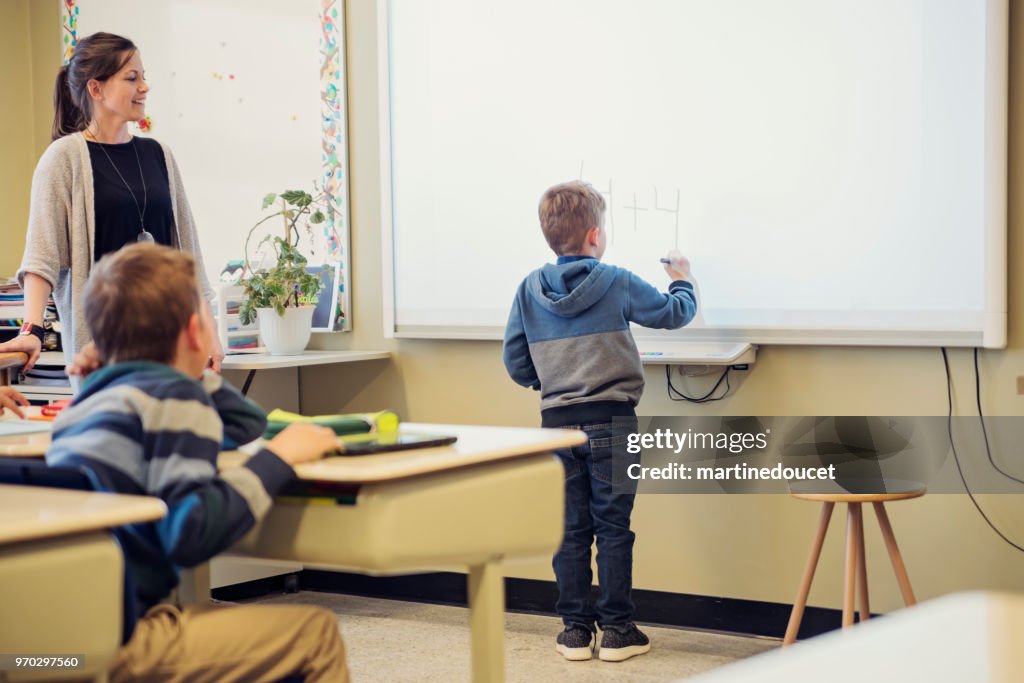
[{"xmin": 503, "ymin": 257, "xmax": 697, "ymax": 427}]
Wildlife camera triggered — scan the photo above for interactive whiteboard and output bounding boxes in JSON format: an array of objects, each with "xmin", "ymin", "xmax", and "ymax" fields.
[{"xmin": 381, "ymin": 0, "xmax": 1007, "ymax": 347}]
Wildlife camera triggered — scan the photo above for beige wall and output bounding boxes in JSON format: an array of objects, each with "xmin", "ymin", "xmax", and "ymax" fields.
[
  {"xmin": 3, "ymin": 1, "xmax": 1022, "ymax": 614},
  {"xmin": 0, "ymin": 0, "xmax": 59, "ymax": 277},
  {"xmin": 306, "ymin": 0, "xmax": 1024, "ymax": 613}
]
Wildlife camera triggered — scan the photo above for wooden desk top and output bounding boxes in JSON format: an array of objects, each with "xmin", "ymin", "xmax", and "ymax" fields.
[
  {"xmin": 223, "ymin": 422, "xmax": 585, "ymax": 484},
  {"xmin": 0, "ymin": 484, "xmax": 166, "ymax": 545},
  {"xmin": 0, "ymin": 406, "xmax": 52, "ymax": 457},
  {"xmin": 0, "ymin": 352, "xmax": 28, "ymax": 371},
  {"xmin": 221, "ymin": 349, "xmax": 390, "ymax": 370},
  {"xmin": 3, "ymin": 421, "xmax": 586, "ymax": 483}
]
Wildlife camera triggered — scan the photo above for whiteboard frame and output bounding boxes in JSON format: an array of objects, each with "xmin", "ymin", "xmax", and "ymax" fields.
[{"xmin": 379, "ymin": 0, "xmax": 1007, "ymax": 348}]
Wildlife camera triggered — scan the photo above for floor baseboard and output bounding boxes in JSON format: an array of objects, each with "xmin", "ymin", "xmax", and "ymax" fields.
[{"xmin": 214, "ymin": 569, "xmax": 849, "ymax": 640}]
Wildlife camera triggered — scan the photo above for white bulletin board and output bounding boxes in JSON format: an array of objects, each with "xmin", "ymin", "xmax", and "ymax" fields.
[{"xmin": 65, "ymin": 0, "xmax": 351, "ymax": 330}]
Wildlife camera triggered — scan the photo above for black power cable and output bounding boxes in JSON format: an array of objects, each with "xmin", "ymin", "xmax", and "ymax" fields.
[
  {"xmin": 973, "ymin": 347, "xmax": 1024, "ymax": 486},
  {"xmin": 940, "ymin": 347, "xmax": 1024, "ymax": 553},
  {"xmin": 665, "ymin": 364, "xmax": 731, "ymax": 403}
]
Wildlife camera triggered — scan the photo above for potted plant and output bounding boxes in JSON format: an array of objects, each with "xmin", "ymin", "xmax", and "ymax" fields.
[{"xmin": 239, "ymin": 189, "xmax": 325, "ymax": 355}]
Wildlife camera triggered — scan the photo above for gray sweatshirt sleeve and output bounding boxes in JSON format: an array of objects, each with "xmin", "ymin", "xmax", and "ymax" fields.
[{"xmin": 17, "ymin": 142, "xmax": 74, "ymax": 291}]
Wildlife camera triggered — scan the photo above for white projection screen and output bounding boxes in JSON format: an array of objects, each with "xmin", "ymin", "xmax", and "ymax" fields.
[{"xmin": 381, "ymin": 0, "xmax": 1007, "ymax": 347}]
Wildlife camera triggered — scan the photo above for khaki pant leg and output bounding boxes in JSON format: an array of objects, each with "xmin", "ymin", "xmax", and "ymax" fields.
[{"xmin": 109, "ymin": 603, "xmax": 348, "ymax": 683}]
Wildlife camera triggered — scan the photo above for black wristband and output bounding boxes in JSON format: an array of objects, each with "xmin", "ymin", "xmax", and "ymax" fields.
[{"xmin": 18, "ymin": 322, "xmax": 45, "ymax": 344}]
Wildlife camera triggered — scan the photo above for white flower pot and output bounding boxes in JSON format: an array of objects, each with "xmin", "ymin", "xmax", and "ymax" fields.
[{"xmin": 256, "ymin": 306, "xmax": 314, "ymax": 355}]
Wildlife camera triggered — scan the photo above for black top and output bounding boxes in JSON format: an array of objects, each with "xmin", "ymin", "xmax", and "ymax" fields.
[{"xmin": 87, "ymin": 137, "xmax": 175, "ymax": 261}]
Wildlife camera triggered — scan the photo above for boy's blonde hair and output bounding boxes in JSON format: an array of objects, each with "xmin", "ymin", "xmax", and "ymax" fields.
[
  {"xmin": 84, "ymin": 243, "xmax": 202, "ymax": 364},
  {"xmin": 538, "ymin": 181, "xmax": 606, "ymax": 255}
]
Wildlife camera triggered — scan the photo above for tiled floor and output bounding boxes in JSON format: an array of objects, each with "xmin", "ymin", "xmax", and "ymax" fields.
[{"xmin": 245, "ymin": 591, "xmax": 777, "ymax": 682}]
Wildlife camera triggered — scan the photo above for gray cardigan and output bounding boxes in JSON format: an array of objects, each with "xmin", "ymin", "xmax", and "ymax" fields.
[{"xmin": 17, "ymin": 132, "xmax": 214, "ymax": 364}]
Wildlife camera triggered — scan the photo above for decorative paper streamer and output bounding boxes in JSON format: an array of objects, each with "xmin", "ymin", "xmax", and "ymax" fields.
[
  {"xmin": 319, "ymin": 0, "xmax": 347, "ymax": 327},
  {"xmin": 61, "ymin": 0, "xmax": 78, "ymax": 65}
]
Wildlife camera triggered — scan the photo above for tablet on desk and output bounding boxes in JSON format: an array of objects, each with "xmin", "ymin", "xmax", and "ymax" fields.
[{"xmin": 334, "ymin": 432, "xmax": 457, "ymax": 456}]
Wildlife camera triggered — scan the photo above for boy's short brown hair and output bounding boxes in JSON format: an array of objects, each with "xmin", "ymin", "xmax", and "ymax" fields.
[
  {"xmin": 538, "ymin": 181, "xmax": 606, "ymax": 255},
  {"xmin": 84, "ymin": 243, "xmax": 203, "ymax": 364}
]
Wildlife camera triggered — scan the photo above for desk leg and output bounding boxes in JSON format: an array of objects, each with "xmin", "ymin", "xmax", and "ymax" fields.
[
  {"xmin": 468, "ymin": 561, "xmax": 505, "ymax": 683},
  {"xmin": 178, "ymin": 563, "xmax": 212, "ymax": 604},
  {"xmin": 241, "ymin": 370, "xmax": 257, "ymax": 396}
]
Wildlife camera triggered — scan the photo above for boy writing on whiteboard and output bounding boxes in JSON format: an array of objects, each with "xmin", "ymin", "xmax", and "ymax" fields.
[
  {"xmin": 503, "ymin": 180, "xmax": 697, "ymax": 662},
  {"xmin": 46, "ymin": 243, "xmax": 348, "ymax": 682}
]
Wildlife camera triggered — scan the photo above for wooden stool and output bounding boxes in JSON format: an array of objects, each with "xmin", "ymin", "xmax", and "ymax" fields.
[{"xmin": 783, "ymin": 481, "xmax": 926, "ymax": 645}]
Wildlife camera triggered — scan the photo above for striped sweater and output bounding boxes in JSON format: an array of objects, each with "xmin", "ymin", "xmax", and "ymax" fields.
[{"xmin": 46, "ymin": 361, "xmax": 295, "ymax": 633}]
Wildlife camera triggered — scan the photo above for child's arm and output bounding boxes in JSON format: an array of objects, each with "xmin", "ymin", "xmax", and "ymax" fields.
[
  {"xmin": 503, "ymin": 294, "xmax": 541, "ymax": 390},
  {"xmin": 626, "ymin": 264, "xmax": 699, "ymax": 330},
  {"xmin": 201, "ymin": 370, "xmax": 267, "ymax": 446},
  {"xmin": 135, "ymin": 382, "xmax": 330, "ymax": 566},
  {"xmin": 149, "ymin": 419, "xmax": 336, "ymax": 567},
  {"xmin": 47, "ymin": 380, "xmax": 335, "ymax": 567}
]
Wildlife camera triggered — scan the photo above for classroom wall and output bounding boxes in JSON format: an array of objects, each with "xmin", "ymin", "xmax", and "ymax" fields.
[
  {"xmin": 3, "ymin": 0, "xmax": 1022, "ymax": 615},
  {"xmin": 0, "ymin": 0, "xmax": 59, "ymax": 278},
  {"xmin": 304, "ymin": 0, "xmax": 1024, "ymax": 613}
]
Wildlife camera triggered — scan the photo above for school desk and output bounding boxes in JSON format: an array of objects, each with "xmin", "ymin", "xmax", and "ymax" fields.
[
  {"xmin": 0, "ymin": 422, "xmax": 582, "ymax": 683},
  {"xmin": 214, "ymin": 423, "xmax": 582, "ymax": 683},
  {"xmin": 0, "ymin": 406, "xmax": 52, "ymax": 457},
  {"xmin": 681, "ymin": 591, "xmax": 1024, "ymax": 683},
  {"xmin": 0, "ymin": 484, "xmax": 166, "ymax": 682}
]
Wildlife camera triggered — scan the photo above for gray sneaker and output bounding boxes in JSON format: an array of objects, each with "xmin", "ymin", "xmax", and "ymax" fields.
[
  {"xmin": 556, "ymin": 626, "xmax": 596, "ymax": 661},
  {"xmin": 598, "ymin": 623, "xmax": 651, "ymax": 662}
]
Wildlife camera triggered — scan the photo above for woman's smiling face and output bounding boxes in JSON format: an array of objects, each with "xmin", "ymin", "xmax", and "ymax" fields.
[{"xmin": 90, "ymin": 50, "xmax": 149, "ymax": 123}]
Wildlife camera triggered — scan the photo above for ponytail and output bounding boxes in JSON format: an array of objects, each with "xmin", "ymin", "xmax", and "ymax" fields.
[{"xmin": 52, "ymin": 65, "xmax": 85, "ymax": 141}]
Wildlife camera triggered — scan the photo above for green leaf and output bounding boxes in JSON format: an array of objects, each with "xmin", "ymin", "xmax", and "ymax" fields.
[
  {"xmin": 310, "ymin": 209, "xmax": 325, "ymax": 224},
  {"xmin": 261, "ymin": 193, "xmax": 277, "ymax": 209},
  {"xmin": 280, "ymin": 190, "xmax": 312, "ymax": 208}
]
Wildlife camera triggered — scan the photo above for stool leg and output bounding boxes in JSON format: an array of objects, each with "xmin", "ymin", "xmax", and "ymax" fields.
[
  {"xmin": 843, "ymin": 504, "xmax": 857, "ymax": 628},
  {"xmin": 853, "ymin": 503, "xmax": 870, "ymax": 622},
  {"xmin": 873, "ymin": 502, "xmax": 916, "ymax": 606},
  {"xmin": 784, "ymin": 501, "xmax": 835, "ymax": 645}
]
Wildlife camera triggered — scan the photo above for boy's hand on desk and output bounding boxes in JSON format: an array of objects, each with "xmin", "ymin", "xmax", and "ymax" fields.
[
  {"xmin": 663, "ymin": 250, "xmax": 692, "ymax": 282},
  {"xmin": 0, "ymin": 386, "xmax": 30, "ymax": 419},
  {"xmin": 267, "ymin": 423, "xmax": 340, "ymax": 465}
]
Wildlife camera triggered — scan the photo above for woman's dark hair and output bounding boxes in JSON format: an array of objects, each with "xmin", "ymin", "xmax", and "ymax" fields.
[{"xmin": 53, "ymin": 32, "xmax": 137, "ymax": 141}]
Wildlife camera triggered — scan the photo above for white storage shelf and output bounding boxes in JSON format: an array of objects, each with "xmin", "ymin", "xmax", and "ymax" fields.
[{"xmin": 16, "ymin": 351, "xmax": 72, "ymax": 404}]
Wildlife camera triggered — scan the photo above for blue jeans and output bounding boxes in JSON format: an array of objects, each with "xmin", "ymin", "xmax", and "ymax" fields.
[{"xmin": 552, "ymin": 418, "xmax": 639, "ymax": 632}]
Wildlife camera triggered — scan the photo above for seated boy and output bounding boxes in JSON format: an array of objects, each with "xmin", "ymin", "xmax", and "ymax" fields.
[
  {"xmin": 47, "ymin": 243, "xmax": 348, "ymax": 682},
  {"xmin": 503, "ymin": 181, "xmax": 697, "ymax": 662}
]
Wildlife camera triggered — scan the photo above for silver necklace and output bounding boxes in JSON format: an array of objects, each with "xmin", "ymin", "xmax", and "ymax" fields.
[{"xmin": 90, "ymin": 133, "xmax": 154, "ymax": 243}]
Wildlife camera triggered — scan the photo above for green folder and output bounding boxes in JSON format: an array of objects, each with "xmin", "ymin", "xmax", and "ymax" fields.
[{"xmin": 263, "ymin": 409, "xmax": 400, "ymax": 438}]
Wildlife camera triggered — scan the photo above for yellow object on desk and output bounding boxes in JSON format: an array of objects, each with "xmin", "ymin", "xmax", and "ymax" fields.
[{"xmin": 264, "ymin": 408, "xmax": 400, "ymax": 437}]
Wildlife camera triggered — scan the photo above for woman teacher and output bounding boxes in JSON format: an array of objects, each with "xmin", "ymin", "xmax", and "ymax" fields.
[{"xmin": 0, "ymin": 32, "xmax": 223, "ymax": 375}]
